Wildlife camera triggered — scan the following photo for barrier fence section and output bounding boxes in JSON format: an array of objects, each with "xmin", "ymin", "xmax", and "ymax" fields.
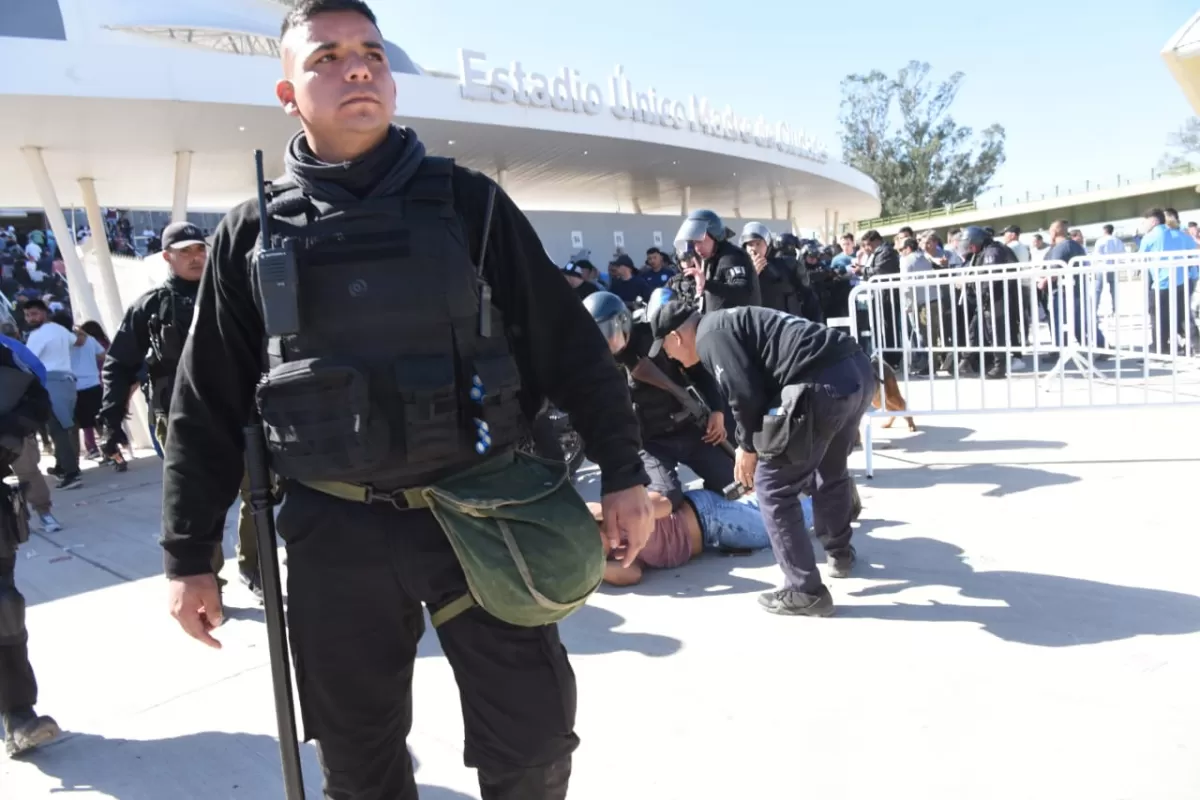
[{"xmin": 845, "ymin": 252, "xmax": 1200, "ymax": 476}]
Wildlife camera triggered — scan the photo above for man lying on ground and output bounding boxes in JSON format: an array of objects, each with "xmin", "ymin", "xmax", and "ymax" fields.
[{"xmin": 589, "ymin": 488, "xmax": 812, "ymax": 586}]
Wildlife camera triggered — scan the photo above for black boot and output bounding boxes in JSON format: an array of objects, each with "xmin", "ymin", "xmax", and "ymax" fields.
[
  {"xmin": 238, "ymin": 565, "xmax": 264, "ymax": 604},
  {"xmin": 3, "ymin": 706, "xmax": 61, "ymax": 757},
  {"xmin": 479, "ymin": 756, "xmax": 571, "ymax": 800}
]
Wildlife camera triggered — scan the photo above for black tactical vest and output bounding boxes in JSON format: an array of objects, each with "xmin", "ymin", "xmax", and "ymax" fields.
[{"xmin": 252, "ymin": 158, "xmax": 524, "ymax": 489}]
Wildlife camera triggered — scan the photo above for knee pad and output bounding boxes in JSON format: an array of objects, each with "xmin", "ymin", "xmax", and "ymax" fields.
[{"xmin": 0, "ymin": 581, "xmax": 27, "ymax": 646}]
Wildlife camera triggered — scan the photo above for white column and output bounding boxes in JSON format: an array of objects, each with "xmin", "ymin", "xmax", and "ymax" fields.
[
  {"xmin": 78, "ymin": 177, "xmax": 153, "ymax": 451},
  {"xmin": 632, "ymin": 197, "xmax": 643, "ymax": 215},
  {"xmin": 823, "ymin": 208, "xmax": 831, "ymax": 244},
  {"xmin": 770, "ymin": 196, "xmax": 778, "ymax": 221},
  {"xmin": 681, "ymin": 186, "xmax": 691, "ymax": 215},
  {"xmin": 20, "ymin": 147, "xmax": 102, "ymax": 325},
  {"xmin": 496, "ymin": 168, "xmax": 508, "ymax": 190},
  {"xmin": 832, "ymin": 210, "xmax": 840, "ymax": 241},
  {"xmin": 172, "ymin": 151, "xmax": 193, "ymax": 223},
  {"xmin": 733, "ymin": 207, "xmax": 741, "ymax": 220},
  {"xmin": 78, "ymin": 179, "xmax": 127, "ymax": 336}
]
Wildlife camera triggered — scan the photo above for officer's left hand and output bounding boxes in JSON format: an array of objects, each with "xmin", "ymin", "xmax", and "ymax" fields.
[
  {"xmin": 600, "ymin": 485, "xmax": 654, "ymax": 568},
  {"xmin": 703, "ymin": 411, "xmax": 727, "ymax": 445},
  {"xmin": 735, "ymin": 448, "xmax": 758, "ymax": 490}
]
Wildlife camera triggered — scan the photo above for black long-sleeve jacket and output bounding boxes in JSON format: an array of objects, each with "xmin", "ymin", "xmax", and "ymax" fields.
[
  {"xmin": 702, "ymin": 239, "xmax": 762, "ymax": 311},
  {"xmin": 160, "ymin": 165, "xmax": 649, "ymax": 577}
]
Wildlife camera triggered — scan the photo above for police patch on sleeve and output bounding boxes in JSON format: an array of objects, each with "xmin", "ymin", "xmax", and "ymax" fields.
[{"xmin": 728, "ymin": 266, "xmax": 745, "ymax": 278}]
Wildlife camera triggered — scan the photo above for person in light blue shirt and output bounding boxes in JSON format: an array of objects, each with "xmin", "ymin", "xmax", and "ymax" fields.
[{"xmin": 1138, "ymin": 208, "xmax": 1198, "ymax": 355}]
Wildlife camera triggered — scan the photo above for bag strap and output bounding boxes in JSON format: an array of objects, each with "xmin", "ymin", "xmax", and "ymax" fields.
[
  {"xmin": 430, "ymin": 593, "xmax": 476, "ymax": 628},
  {"xmin": 476, "ymin": 183, "xmax": 498, "ymax": 337}
]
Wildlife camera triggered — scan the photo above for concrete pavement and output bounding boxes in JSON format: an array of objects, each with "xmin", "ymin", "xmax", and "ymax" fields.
[{"xmin": 2, "ymin": 397, "xmax": 1199, "ymax": 799}]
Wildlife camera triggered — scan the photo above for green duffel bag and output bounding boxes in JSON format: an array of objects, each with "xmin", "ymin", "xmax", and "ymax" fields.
[{"xmin": 423, "ymin": 449, "xmax": 604, "ymax": 629}]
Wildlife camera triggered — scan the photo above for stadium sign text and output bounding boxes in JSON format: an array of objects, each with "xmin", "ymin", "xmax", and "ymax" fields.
[{"xmin": 457, "ymin": 49, "xmax": 828, "ymax": 163}]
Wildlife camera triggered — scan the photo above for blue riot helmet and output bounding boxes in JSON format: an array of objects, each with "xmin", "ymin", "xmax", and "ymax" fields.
[
  {"xmin": 582, "ymin": 291, "xmax": 633, "ymax": 353},
  {"xmin": 674, "ymin": 209, "xmax": 726, "ymax": 256},
  {"xmin": 740, "ymin": 221, "xmax": 773, "ymax": 248}
]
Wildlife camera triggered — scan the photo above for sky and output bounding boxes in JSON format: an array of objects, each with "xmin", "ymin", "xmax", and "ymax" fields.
[{"xmin": 371, "ymin": 0, "xmax": 1198, "ymax": 209}]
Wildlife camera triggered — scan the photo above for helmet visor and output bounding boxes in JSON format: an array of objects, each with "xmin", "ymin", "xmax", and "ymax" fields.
[
  {"xmin": 674, "ymin": 218, "xmax": 710, "ymax": 255},
  {"xmin": 595, "ymin": 314, "xmax": 626, "ymax": 341}
]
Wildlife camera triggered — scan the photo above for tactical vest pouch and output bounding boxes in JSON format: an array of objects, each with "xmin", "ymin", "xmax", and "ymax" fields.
[
  {"xmin": 0, "ymin": 483, "xmax": 30, "ymax": 551},
  {"xmin": 752, "ymin": 384, "xmax": 814, "ymax": 463},
  {"xmin": 471, "ymin": 354, "xmax": 523, "ymax": 447},
  {"xmin": 396, "ymin": 356, "xmax": 460, "ymax": 463},
  {"xmin": 423, "ymin": 449, "xmax": 603, "ymax": 629},
  {"xmin": 257, "ymin": 357, "xmax": 388, "ymax": 481}
]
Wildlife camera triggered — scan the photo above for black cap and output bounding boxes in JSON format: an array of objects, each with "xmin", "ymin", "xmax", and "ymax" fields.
[
  {"xmin": 610, "ymin": 254, "xmax": 636, "ymax": 270},
  {"xmin": 646, "ymin": 290, "xmax": 697, "ymax": 358},
  {"xmin": 1002, "ymin": 224, "xmax": 1021, "ymax": 236},
  {"xmin": 161, "ymin": 221, "xmax": 207, "ymax": 250}
]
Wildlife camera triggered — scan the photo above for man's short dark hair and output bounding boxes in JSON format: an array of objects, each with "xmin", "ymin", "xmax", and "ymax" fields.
[
  {"xmin": 22, "ymin": 299, "xmax": 47, "ymax": 313},
  {"xmin": 841, "ymin": 232, "xmax": 855, "ymax": 241},
  {"xmin": 863, "ymin": 229, "xmax": 882, "ymax": 244},
  {"xmin": 1103, "ymin": 224, "xmax": 1114, "ymax": 235},
  {"xmin": 1144, "ymin": 208, "xmax": 1166, "ymax": 226},
  {"xmin": 898, "ymin": 226, "xmax": 914, "ymax": 237},
  {"xmin": 1166, "ymin": 207, "xmax": 1179, "ymax": 220},
  {"xmin": 281, "ymin": 0, "xmax": 378, "ymax": 37},
  {"xmin": 948, "ymin": 227, "xmax": 961, "ymax": 238},
  {"xmin": 899, "ymin": 237, "xmax": 918, "ymax": 253}
]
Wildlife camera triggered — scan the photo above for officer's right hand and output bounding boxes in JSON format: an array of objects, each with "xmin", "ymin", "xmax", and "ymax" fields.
[
  {"xmin": 168, "ymin": 574, "xmax": 224, "ymax": 649},
  {"xmin": 600, "ymin": 485, "xmax": 654, "ymax": 568}
]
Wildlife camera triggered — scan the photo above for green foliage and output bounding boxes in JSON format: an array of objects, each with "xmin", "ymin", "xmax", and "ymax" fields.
[
  {"xmin": 1157, "ymin": 117, "xmax": 1200, "ymax": 175},
  {"xmin": 838, "ymin": 61, "xmax": 1006, "ymax": 218}
]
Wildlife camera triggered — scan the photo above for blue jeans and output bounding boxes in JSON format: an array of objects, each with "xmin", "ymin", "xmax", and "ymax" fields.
[{"xmin": 686, "ymin": 489, "xmax": 813, "ymax": 552}]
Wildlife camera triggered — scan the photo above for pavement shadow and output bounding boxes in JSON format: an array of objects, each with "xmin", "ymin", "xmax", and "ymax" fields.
[
  {"xmin": 841, "ymin": 534, "xmax": 1200, "ymax": 647},
  {"xmin": 599, "ymin": 548, "xmax": 777, "ymax": 599},
  {"xmin": 885, "ymin": 425, "xmax": 1067, "ymax": 454},
  {"xmin": 13, "ymin": 731, "xmax": 474, "ymax": 799},
  {"xmin": 416, "ymin": 603, "xmax": 682, "ymax": 659},
  {"xmin": 866, "ymin": 459, "xmax": 1079, "ymax": 497}
]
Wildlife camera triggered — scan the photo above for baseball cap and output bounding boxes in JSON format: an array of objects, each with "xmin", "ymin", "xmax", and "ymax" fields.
[
  {"xmin": 1002, "ymin": 224, "xmax": 1021, "ymax": 236},
  {"xmin": 161, "ymin": 221, "xmax": 207, "ymax": 250},
  {"xmin": 646, "ymin": 287, "xmax": 697, "ymax": 358},
  {"xmin": 609, "ymin": 254, "xmax": 636, "ymax": 270}
]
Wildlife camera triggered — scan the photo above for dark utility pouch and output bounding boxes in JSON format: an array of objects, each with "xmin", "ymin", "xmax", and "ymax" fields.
[
  {"xmin": 471, "ymin": 353, "xmax": 523, "ymax": 445},
  {"xmin": 0, "ymin": 484, "xmax": 30, "ymax": 551},
  {"xmin": 396, "ymin": 356, "xmax": 461, "ymax": 463},
  {"xmin": 256, "ymin": 357, "xmax": 388, "ymax": 481},
  {"xmin": 751, "ymin": 384, "xmax": 814, "ymax": 463}
]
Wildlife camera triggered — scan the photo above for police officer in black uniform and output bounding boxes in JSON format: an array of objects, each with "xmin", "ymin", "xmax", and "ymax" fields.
[
  {"xmin": 647, "ymin": 300, "xmax": 874, "ymax": 617},
  {"xmin": 741, "ymin": 223, "xmax": 822, "ymax": 321},
  {"xmin": 0, "ymin": 341, "xmax": 61, "ymax": 757},
  {"xmin": 159, "ymin": 3, "xmax": 653, "ymax": 798},
  {"xmin": 959, "ymin": 225, "xmax": 1022, "ymax": 379},
  {"xmin": 98, "ymin": 219, "xmax": 205, "ymax": 454},
  {"xmin": 97, "ymin": 222, "xmax": 264, "ymax": 600},
  {"xmin": 584, "ymin": 291, "xmax": 733, "ymax": 508},
  {"xmin": 674, "ymin": 209, "xmax": 761, "ymax": 312}
]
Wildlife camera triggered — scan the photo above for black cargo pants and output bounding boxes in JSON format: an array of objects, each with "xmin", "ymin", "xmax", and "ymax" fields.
[
  {"xmin": 0, "ymin": 555, "xmax": 37, "ymax": 715},
  {"xmin": 278, "ymin": 483, "xmax": 577, "ymax": 800},
  {"xmin": 641, "ymin": 425, "xmax": 735, "ymax": 510},
  {"xmin": 753, "ymin": 353, "xmax": 876, "ymax": 593}
]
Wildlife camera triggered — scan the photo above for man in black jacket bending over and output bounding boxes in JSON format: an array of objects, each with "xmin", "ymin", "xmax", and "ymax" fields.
[{"xmin": 648, "ymin": 301, "xmax": 875, "ymax": 618}]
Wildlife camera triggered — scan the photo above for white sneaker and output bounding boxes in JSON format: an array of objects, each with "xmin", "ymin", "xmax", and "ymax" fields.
[{"xmin": 38, "ymin": 513, "xmax": 62, "ymax": 533}]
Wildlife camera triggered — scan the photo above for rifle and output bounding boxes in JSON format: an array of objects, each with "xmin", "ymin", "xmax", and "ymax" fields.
[
  {"xmin": 247, "ymin": 150, "xmax": 305, "ymax": 800},
  {"xmin": 629, "ymin": 356, "xmax": 749, "ymax": 500}
]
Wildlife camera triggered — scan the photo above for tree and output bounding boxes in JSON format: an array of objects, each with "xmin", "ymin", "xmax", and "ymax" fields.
[
  {"xmin": 838, "ymin": 61, "xmax": 1006, "ymax": 219},
  {"xmin": 1157, "ymin": 117, "xmax": 1200, "ymax": 175}
]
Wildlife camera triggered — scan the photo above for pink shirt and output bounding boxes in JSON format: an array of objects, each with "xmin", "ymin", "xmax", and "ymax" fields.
[{"xmin": 637, "ymin": 511, "xmax": 693, "ymax": 569}]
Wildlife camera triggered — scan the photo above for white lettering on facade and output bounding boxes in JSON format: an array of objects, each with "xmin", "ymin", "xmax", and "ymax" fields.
[{"xmin": 456, "ymin": 49, "xmax": 829, "ymax": 163}]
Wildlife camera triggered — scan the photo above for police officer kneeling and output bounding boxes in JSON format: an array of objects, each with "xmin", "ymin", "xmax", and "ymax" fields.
[
  {"xmin": 584, "ymin": 291, "xmax": 734, "ymax": 508},
  {"xmin": 160, "ymin": 2, "xmax": 653, "ymax": 798},
  {"xmin": 647, "ymin": 301, "xmax": 875, "ymax": 616},
  {"xmin": 0, "ymin": 342, "xmax": 60, "ymax": 756}
]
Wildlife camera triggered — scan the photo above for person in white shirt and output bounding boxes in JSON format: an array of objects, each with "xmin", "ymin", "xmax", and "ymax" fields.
[
  {"xmin": 21, "ymin": 300, "xmax": 81, "ymax": 489},
  {"xmin": 1001, "ymin": 225, "xmax": 1031, "ymax": 262},
  {"xmin": 1092, "ymin": 224, "xmax": 1125, "ymax": 320},
  {"xmin": 1030, "ymin": 234, "xmax": 1050, "ymax": 262}
]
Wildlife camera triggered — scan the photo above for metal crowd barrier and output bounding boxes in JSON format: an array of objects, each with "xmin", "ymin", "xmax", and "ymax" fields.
[{"xmin": 845, "ymin": 252, "xmax": 1200, "ymax": 476}]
